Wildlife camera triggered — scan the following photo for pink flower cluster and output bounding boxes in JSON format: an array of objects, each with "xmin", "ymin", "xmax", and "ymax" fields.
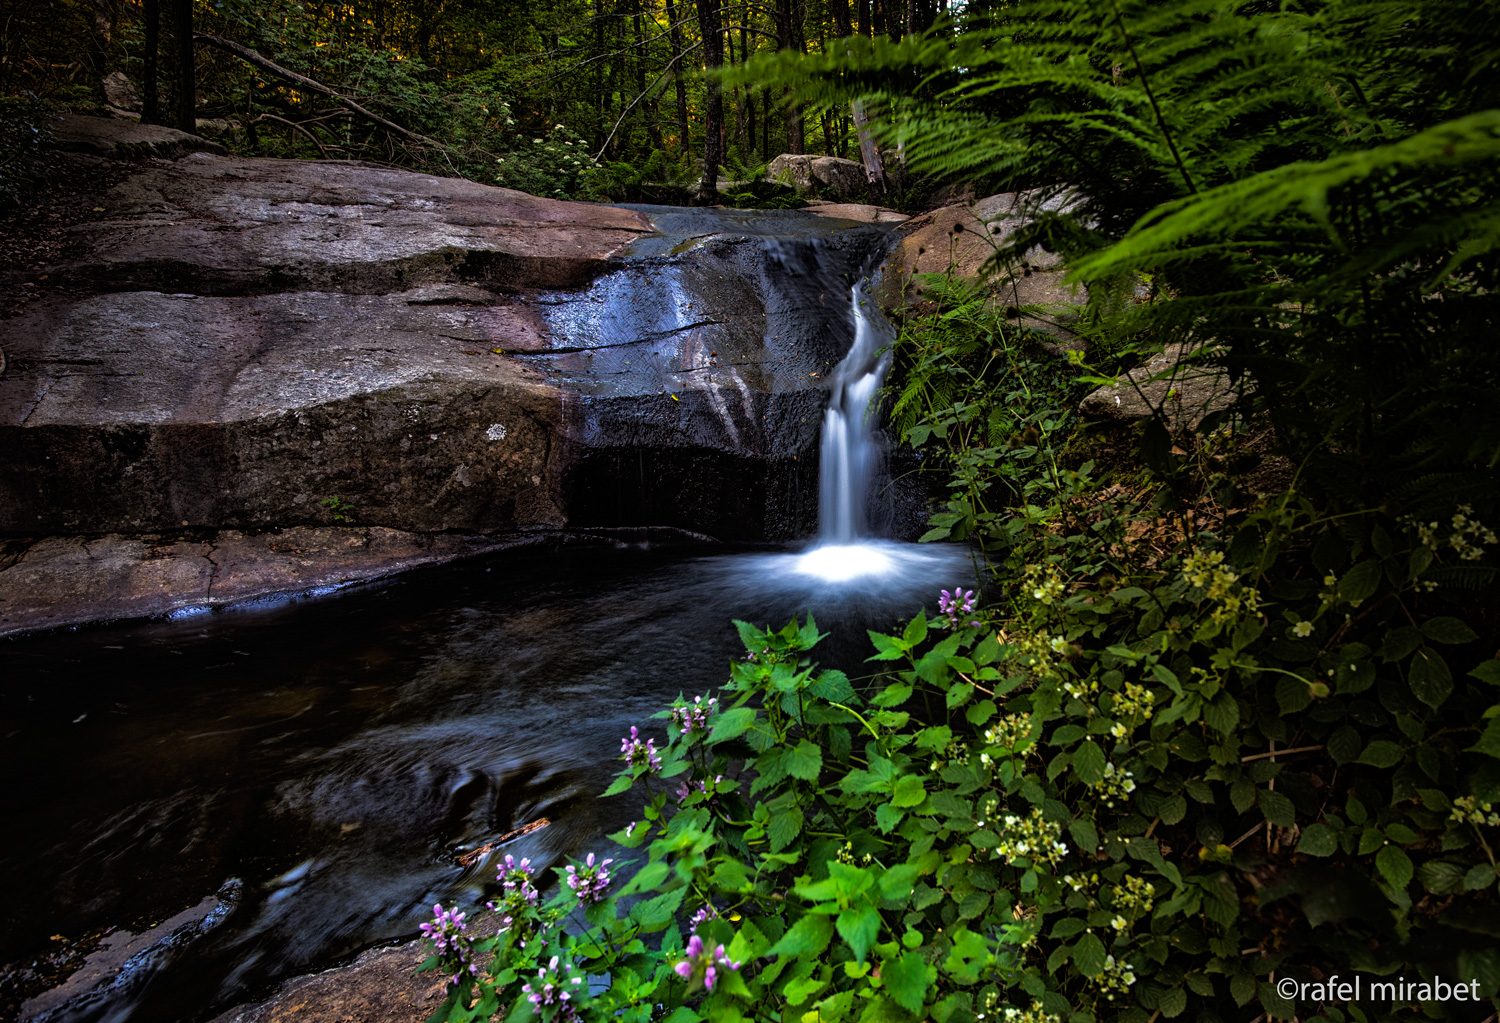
[
  {"xmin": 674, "ymin": 933, "xmax": 740, "ymax": 991},
  {"xmin": 620, "ymin": 726, "xmax": 662, "ymax": 772},
  {"xmin": 521, "ymin": 955, "xmax": 583, "ymax": 1022},
  {"xmin": 564, "ymin": 852, "xmax": 613, "ymax": 904},
  {"xmin": 670, "ymin": 694, "xmax": 718, "ymax": 733},
  {"xmin": 938, "ymin": 587, "xmax": 980, "ymax": 628},
  {"xmin": 418, "ymin": 903, "xmax": 478, "ymax": 987}
]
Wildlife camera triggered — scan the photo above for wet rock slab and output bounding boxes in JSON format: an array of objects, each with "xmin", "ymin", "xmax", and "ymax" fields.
[
  {"xmin": 0, "ymin": 526, "xmax": 515, "ymax": 637},
  {"xmin": 2, "ymin": 135, "xmax": 895, "ymax": 547},
  {"xmin": 207, "ymin": 943, "xmax": 442, "ymax": 1023}
]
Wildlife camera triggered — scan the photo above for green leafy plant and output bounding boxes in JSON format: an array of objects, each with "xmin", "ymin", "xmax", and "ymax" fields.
[{"xmin": 320, "ymin": 496, "xmax": 353, "ymax": 524}]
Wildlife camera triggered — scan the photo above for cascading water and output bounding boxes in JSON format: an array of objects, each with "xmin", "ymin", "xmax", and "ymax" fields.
[
  {"xmin": 792, "ymin": 285, "xmax": 918, "ymax": 582},
  {"xmin": 817, "ymin": 285, "xmax": 892, "ymax": 543}
]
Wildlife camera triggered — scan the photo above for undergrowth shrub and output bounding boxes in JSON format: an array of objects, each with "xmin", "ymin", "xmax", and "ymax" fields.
[{"xmin": 418, "ymin": 464, "xmax": 1500, "ymax": 1022}]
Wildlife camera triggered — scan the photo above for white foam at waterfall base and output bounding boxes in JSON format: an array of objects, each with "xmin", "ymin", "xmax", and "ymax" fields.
[{"xmin": 792, "ymin": 542, "xmax": 896, "ymax": 582}]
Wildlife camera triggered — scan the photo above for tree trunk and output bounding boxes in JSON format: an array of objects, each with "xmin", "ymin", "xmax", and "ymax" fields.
[
  {"xmin": 857, "ymin": 0, "xmax": 870, "ymax": 37},
  {"xmin": 851, "ymin": 99, "xmax": 885, "ymax": 194},
  {"xmin": 142, "ymin": 0, "xmax": 160, "ymax": 123},
  {"xmin": 88, "ymin": 0, "xmax": 115, "ymax": 102},
  {"xmin": 663, "ymin": 0, "xmax": 691, "ymax": 162},
  {"xmin": 695, "ymin": 0, "xmax": 724, "ymax": 203},
  {"xmin": 632, "ymin": 3, "xmax": 661, "ymax": 150},
  {"xmin": 775, "ymin": 0, "xmax": 804, "ymax": 154},
  {"xmin": 172, "ymin": 0, "xmax": 195, "ymax": 133}
]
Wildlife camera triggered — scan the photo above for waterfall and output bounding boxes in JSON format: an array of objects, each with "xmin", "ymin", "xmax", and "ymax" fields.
[
  {"xmin": 818, "ymin": 285, "xmax": 892, "ymax": 542},
  {"xmin": 794, "ymin": 284, "xmax": 901, "ymax": 583}
]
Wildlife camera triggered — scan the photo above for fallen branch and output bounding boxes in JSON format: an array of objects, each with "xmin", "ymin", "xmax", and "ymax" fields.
[
  {"xmin": 454, "ymin": 817, "xmax": 552, "ymax": 867},
  {"xmin": 193, "ymin": 32, "xmax": 443, "ymax": 150}
]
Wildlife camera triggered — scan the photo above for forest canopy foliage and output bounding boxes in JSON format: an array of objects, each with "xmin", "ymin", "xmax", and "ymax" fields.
[{"xmin": 2, "ymin": 0, "xmax": 950, "ymax": 200}]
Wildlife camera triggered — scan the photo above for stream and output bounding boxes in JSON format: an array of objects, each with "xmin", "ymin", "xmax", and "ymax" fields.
[{"xmin": 0, "ymin": 210, "xmax": 978, "ymax": 1023}]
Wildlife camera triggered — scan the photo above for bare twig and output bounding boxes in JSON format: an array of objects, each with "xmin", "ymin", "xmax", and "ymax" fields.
[
  {"xmin": 255, "ymin": 113, "xmax": 330, "ymax": 159},
  {"xmin": 594, "ymin": 41, "xmax": 702, "ymax": 163},
  {"xmin": 1242, "ymin": 744, "xmax": 1323, "ymax": 763}
]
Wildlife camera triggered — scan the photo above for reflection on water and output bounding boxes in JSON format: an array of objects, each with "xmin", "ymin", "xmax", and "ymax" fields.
[{"xmin": 0, "ymin": 538, "xmax": 975, "ymax": 1023}]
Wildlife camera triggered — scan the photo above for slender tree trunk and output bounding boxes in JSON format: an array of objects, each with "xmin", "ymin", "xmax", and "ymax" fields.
[
  {"xmin": 695, "ymin": 0, "xmax": 724, "ymax": 202},
  {"xmin": 740, "ymin": 17, "xmax": 753, "ymax": 160},
  {"xmin": 761, "ymin": 90, "xmax": 769, "ymax": 161},
  {"xmin": 172, "ymin": 0, "xmax": 195, "ymax": 133},
  {"xmin": 662, "ymin": 0, "xmax": 691, "ymax": 162},
  {"xmin": 88, "ymin": 0, "xmax": 115, "ymax": 101},
  {"xmin": 632, "ymin": 3, "xmax": 662, "ymax": 150},
  {"xmin": 594, "ymin": 0, "xmax": 607, "ymax": 151},
  {"xmin": 857, "ymin": 0, "xmax": 870, "ymax": 37},
  {"xmin": 851, "ymin": 99, "xmax": 885, "ymax": 194},
  {"xmin": 142, "ymin": 0, "xmax": 160, "ymax": 123},
  {"xmin": 775, "ymin": 0, "xmax": 804, "ymax": 154}
]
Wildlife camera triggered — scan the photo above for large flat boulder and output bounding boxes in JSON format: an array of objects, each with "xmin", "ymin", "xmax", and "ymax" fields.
[
  {"xmin": 767, "ymin": 154, "xmax": 871, "ymax": 198},
  {"xmin": 0, "ymin": 527, "xmax": 519, "ymax": 637},
  {"xmin": 1, "ymin": 149, "xmax": 893, "ymax": 547},
  {"xmin": 51, "ymin": 113, "xmax": 228, "ymax": 161}
]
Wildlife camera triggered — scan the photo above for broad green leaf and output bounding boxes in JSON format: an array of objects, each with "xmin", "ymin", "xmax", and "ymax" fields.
[
  {"xmin": 1258, "ymin": 789, "xmax": 1296, "ymax": 828},
  {"xmin": 1469, "ymin": 717, "xmax": 1500, "ymax": 760},
  {"xmin": 785, "ymin": 740, "xmax": 823, "ymax": 781},
  {"xmin": 1296, "ymin": 823, "xmax": 1338, "ymax": 857},
  {"xmin": 1470, "ymin": 660, "xmax": 1500, "ymax": 687},
  {"xmin": 903, "ymin": 612, "xmax": 929, "ymax": 648},
  {"xmin": 881, "ymin": 951, "xmax": 932, "ymax": 1013},
  {"xmin": 709, "ymin": 707, "xmax": 758, "ymax": 745},
  {"xmin": 892, "ymin": 775, "xmax": 927, "ymax": 808},
  {"xmin": 767, "ymin": 913, "xmax": 834, "ymax": 959},
  {"xmin": 1376, "ymin": 844, "xmax": 1414, "ymax": 891},
  {"xmin": 1357, "ymin": 740, "xmax": 1404, "ymax": 768},
  {"xmin": 1418, "ymin": 860, "xmax": 1465, "ymax": 895},
  {"xmin": 1340, "ymin": 560, "xmax": 1383, "ymax": 605},
  {"xmin": 837, "ymin": 905, "xmax": 881, "ymax": 963},
  {"xmin": 1408, "ymin": 647, "xmax": 1454, "ymax": 708},
  {"xmin": 1073, "ymin": 740, "xmax": 1106, "ymax": 785},
  {"xmin": 1422, "ymin": 617, "xmax": 1478, "ymax": 645},
  {"xmin": 769, "ymin": 803, "xmax": 804, "ymax": 851},
  {"xmin": 1073, "ymin": 932, "xmax": 1106, "ymax": 977}
]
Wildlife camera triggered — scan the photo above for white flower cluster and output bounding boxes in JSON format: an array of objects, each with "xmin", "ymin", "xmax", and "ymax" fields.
[
  {"xmin": 1023, "ymin": 563, "xmax": 1066, "ymax": 606},
  {"xmin": 1094, "ymin": 762, "xmax": 1137, "ymax": 809},
  {"xmin": 1110, "ymin": 874, "xmax": 1157, "ymax": 916},
  {"xmin": 1182, "ymin": 549, "xmax": 1262, "ymax": 624},
  {"xmin": 1451, "ymin": 795, "xmax": 1500, "ymax": 827},
  {"xmin": 1094, "ymin": 955, "xmax": 1137, "ymax": 1000},
  {"xmin": 995, "ymin": 807, "xmax": 1069, "ymax": 867},
  {"xmin": 1404, "ymin": 505, "xmax": 1497, "ymax": 581},
  {"xmin": 980, "ymin": 713, "xmax": 1035, "ymax": 766},
  {"xmin": 998, "ymin": 1003, "xmax": 1061, "ymax": 1023},
  {"xmin": 1108, "ymin": 680, "xmax": 1155, "ymax": 738}
]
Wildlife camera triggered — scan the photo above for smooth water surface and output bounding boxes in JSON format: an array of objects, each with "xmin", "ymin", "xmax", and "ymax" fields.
[{"xmin": 0, "ymin": 538, "xmax": 975, "ymax": 1022}]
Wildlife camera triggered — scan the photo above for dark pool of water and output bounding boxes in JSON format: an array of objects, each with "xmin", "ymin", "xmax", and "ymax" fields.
[{"xmin": 0, "ymin": 538, "xmax": 975, "ymax": 1023}]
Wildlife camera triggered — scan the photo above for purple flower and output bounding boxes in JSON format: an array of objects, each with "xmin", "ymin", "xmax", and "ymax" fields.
[
  {"xmin": 620, "ymin": 726, "xmax": 662, "ymax": 772},
  {"xmin": 669, "ymin": 694, "xmax": 718, "ymax": 734},
  {"xmin": 520, "ymin": 954, "xmax": 584, "ymax": 1022},
  {"xmin": 564, "ymin": 851, "xmax": 613, "ymax": 904},
  {"xmin": 418, "ymin": 903, "xmax": 476, "ymax": 987},
  {"xmin": 674, "ymin": 932, "xmax": 740, "ymax": 992},
  {"xmin": 689, "ymin": 903, "xmax": 720, "ymax": 932},
  {"xmin": 498, "ymin": 854, "xmax": 539, "ymax": 902},
  {"xmin": 938, "ymin": 587, "xmax": 980, "ymax": 628}
]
